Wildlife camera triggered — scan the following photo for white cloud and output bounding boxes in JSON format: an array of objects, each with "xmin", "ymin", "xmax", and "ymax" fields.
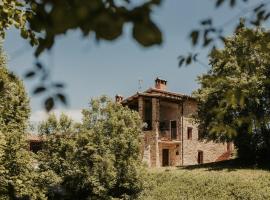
[{"xmin": 30, "ymin": 109, "xmax": 83, "ymax": 124}]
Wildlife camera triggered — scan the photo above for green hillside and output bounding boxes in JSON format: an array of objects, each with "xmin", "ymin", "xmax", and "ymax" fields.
[{"xmin": 139, "ymin": 160, "xmax": 270, "ymax": 200}]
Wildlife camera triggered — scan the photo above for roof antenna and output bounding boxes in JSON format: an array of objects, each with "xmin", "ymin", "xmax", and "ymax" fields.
[{"xmin": 138, "ymin": 79, "xmax": 143, "ymax": 92}]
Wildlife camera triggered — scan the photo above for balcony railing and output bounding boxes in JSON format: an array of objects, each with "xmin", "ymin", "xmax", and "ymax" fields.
[
  {"xmin": 159, "ymin": 120, "xmax": 178, "ymax": 141},
  {"xmin": 143, "ymin": 120, "xmax": 152, "ymax": 131},
  {"xmin": 142, "ymin": 120, "xmax": 179, "ymax": 141}
]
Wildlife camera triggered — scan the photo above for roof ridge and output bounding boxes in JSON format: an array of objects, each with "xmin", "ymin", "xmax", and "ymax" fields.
[{"xmin": 145, "ymin": 87, "xmax": 194, "ymax": 99}]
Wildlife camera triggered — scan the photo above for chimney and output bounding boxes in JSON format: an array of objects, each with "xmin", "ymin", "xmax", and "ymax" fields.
[
  {"xmin": 155, "ymin": 77, "xmax": 167, "ymax": 91},
  {"xmin": 115, "ymin": 94, "xmax": 124, "ymax": 103}
]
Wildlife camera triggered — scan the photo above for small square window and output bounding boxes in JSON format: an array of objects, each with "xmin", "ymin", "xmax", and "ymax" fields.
[{"xmin": 187, "ymin": 127, "xmax": 192, "ymax": 140}]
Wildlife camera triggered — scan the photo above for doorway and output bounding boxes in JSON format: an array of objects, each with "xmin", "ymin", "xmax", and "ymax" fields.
[
  {"xmin": 198, "ymin": 151, "xmax": 204, "ymax": 164},
  {"xmin": 162, "ymin": 149, "xmax": 169, "ymax": 166}
]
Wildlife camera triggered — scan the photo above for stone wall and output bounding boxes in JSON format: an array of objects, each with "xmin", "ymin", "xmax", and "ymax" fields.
[
  {"xmin": 140, "ymin": 97, "xmax": 229, "ymax": 167},
  {"xmin": 159, "ymin": 101, "xmax": 182, "ymax": 140},
  {"xmin": 182, "ymin": 99, "xmax": 228, "ymax": 165},
  {"xmin": 158, "ymin": 142, "xmax": 181, "ymax": 166}
]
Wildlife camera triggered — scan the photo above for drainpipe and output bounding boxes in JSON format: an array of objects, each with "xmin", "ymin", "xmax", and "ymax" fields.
[
  {"xmin": 155, "ymin": 98, "xmax": 160, "ymax": 167},
  {"xmin": 181, "ymin": 101, "xmax": 184, "ymax": 166},
  {"xmin": 155, "ymin": 121, "xmax": 159, "ymax": 167}
]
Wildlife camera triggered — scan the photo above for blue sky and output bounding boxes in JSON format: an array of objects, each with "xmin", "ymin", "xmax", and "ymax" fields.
[{"xmin": 3, "ymin": 0, "xmax": 260, "ymax": 121}]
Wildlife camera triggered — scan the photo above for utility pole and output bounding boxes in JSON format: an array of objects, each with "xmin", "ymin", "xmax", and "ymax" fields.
[{"xmin": 138, "ymin": 79, "xmax": 143, "ymax": 92}]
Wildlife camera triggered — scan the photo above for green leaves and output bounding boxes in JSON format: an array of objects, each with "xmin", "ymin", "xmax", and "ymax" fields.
[
  {"xmin": 0, "ymin": 0, "xmax": 163, "ymax": 56},
  {"xmin": 37, "ymin": 97, "xmax": 144, "ymax": 199},
  {"xmin": 0, "ymin": 0, "xmax": 37, "ymax": 48},
  {"xmin": 195, "ymin": 26, "xmax": 270, "ymax": 163},
  {"xmin": 92, "ymin": 11, "xmax": 125, "ymax": 40},
  {"xmin": 133, "ymin": 22, "xmax": 162, "ymax": 46},
  {"xmin": 24, "ymin": 0, "xmax": 163, "ymax": 56},
  {"xmin": 0, "ymin": 131, "xmax": 49, "ymax": 200},
  {"xmin": 0, "ymin": 45, "xmax": 49, "ymax": 199},
  {"xmin": 0, "ymin": 45, "xmax": 30, "ymax": 133}
]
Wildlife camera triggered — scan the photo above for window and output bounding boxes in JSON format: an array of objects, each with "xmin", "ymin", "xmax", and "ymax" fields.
[
  {"xmin": 170, "ymin": 121, "xmax": 177, "ymax": 140},
  {"xmin": 159, "ymin": 121, "xmax": 170, "ymax": 131},
  {"xmin": 187, "ymin": 127, "xmax": 192, "ymax": 140}
]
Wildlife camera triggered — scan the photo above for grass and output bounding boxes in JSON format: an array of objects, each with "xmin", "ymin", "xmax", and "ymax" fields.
[{"xmin": 139, "ymin": 160, "xmax": 270, "ymax": 200}]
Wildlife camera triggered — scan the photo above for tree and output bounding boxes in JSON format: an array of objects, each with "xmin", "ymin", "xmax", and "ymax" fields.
[
  {"xmin": 38, "ymin": 96, "xmax": 144, "ymax": 199},
  {"xmin": 38, "ymin": 113, "xmax": 74, "ymax": 135},
  {"xmin": 0, "ymin": 46, "xmax": 30, "ymax": 133},
  {"xmin": 0, "ymin": 130, "xmax": 60, "ymax": 200},
  {"xmin": 194, "ymin": 25, "xmax": 270, "ymax": 164},
  {"xmin": 80, "ymin": 96, "xmax": 143, "ymax": 199},
  {"xmin": 0, "ymin": 45, "xmax": 56, "ymax": 199}
]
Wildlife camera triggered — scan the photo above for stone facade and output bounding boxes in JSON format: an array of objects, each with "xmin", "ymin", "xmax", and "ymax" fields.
[{"xmin": 121, "ymin": 78, "xmax": 232, "ymax": 167}]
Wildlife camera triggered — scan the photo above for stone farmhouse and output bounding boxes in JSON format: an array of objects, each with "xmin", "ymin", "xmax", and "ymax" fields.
[{"xmin": 116, "ymin": 78, "xmax": 232, "ymax": 167}]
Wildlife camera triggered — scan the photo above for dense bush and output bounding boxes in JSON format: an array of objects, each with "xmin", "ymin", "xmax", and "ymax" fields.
[
  {"xmin": 38, "ymin": 96, "xmax": 144, "ymax": 199},
  {"xmin": 140, "ymin": 165, "xmax": 270, "ymax": 200}
]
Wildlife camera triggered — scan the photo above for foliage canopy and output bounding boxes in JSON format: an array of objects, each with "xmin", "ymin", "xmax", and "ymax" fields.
[
  {"xmin": 0, "ymin": 0, "xmax": 162, "ymax": 56},
  {"xmin": 195, "ymin": 25, "xmax": 270, "ymax": 163},
  {"xmin": 38, "ymin": 96, "xmax": 144, "ymax": 199},
  {"xmin": 0, "ymin": 46, "xmax": 30, "ymax": 133},
  {"xmin": 0, "ymin": 45, "xmax": 56, "ymax": 199}
]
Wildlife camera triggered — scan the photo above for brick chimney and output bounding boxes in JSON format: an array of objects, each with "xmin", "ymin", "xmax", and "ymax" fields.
[
  {"xmin": 115, "ymin": 94, "xmax": 124, "ymax": 103},
  {"xmin": 155, "ymin": 77, "xmax": 167, "ymax": 91}
]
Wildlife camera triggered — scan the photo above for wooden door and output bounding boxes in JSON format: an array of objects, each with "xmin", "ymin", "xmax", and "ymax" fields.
[
  {"xmin": 198, "ymin": 151, "xmax": 203, "ymax": 164},
  {"xmin": 162, "ymin": 149, "xmax": 169, "ymax": 166}
]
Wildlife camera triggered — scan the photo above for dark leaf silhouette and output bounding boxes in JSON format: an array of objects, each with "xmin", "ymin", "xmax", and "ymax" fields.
[
  {"xmin": 203, "ymin": 38, "xmax": 213, "ymax": 47},
  {"xmin": 264, "ymin": 12, "xmax": 270, "ymax": 20},
  {"xmin": 45, "ymin": 97, "xmax": 54, "ymax": 112},
  {"xmin": 178, "ymin": 56, "xmax": 185, "ymax": 67},
  {"xmin": 190, "ymin": 30, "xmax": 199, "ymax": 45},
  {"xmin": 35, "ymin": 62, "xmax": 43, "ymax": 70},
  {"xmin": 25, "ymin": 71, "xmax": 36, "ymax": 78},
  {"xmin": 216, "ymin": 0, "xmax": 225, "ymax": 7},
  {"xmin": 186, "ymin": 55, "xmax": 192, "ymax": 65},
  {"xmin": 201, "ymin": 19, "xmax": 212, "ymax": 26},
  {"xmin": 230, "ymin": 0, "xmax": 236, "ymax": 7},
  {"xmin": 193, "ymin": 53, "xmax": 198, "ymax": 62},
  {"xmin": 53, "ymin": 83, "xmax": 64, "ymax": 88},
  {"xmin": 133, "ymin": 22, "xmax": 162, "ymax": 46},
  {"xmin": 55, "ymin": 93, "xmax": 67, "ymax": 105},
  {"xmin": 219, "ymin": 36, "xmax": 226, "ymax": 43},
  {"xmin": 33, "ymin": 86, "xmax": 46, "ymax": 94},
  {"xmin": 254, "ymin": 4, "xmax": 265, "ymax": 12}
]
